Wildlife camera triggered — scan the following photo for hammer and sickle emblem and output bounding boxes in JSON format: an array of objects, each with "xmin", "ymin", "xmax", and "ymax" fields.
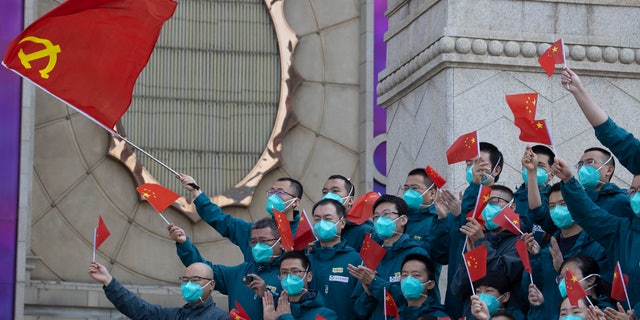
[{"xmin": 17, "ymin": 36, "xmax": 61, "ymax": 79}]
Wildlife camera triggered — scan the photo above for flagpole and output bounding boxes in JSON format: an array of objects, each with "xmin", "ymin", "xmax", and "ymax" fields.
[
  {"xmin": 618, "ymin": 261, "xmax": 632, "ymax": 310},
  {"xmin": 3, "ymin": 69, "xmax": 200, "ymax": 189},
  {"xmin": 92, "ymin": 227, "xmax": 97, "ymax": 261},
  {"xmin": 383, "ymin": 287, "xmax": 388, "ymax": 320},
  {"xmin": 158, "ymin": 212, "xmax": 171, "ymax": 225},
  {"xmin": 302, "ymin": 210, "xmax": 318, "ymax": 241}
]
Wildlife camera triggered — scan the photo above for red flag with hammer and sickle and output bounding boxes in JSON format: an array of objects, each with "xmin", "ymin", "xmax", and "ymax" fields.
[{"xmin": 2, "ymin": 0, "xmax": 177, "ymax": 129}]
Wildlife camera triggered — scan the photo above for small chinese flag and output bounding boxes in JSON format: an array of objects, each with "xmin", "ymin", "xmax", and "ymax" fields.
[
  {"xmin": 229, "ymin": 300, "xmax": 250, "ymax": 320},
  {"xmin": 95, "ymin": 215, "xmax": 111, "ymax": 250},
  {"xmin": 463, "ymin": 244, "xmax": 487, "ymax": 282},
  {"xmin": 565, "ymin": 269, "xmax": 588, "ymax": 307},
  {"xmin": 538, "ymin": 39, "xmax": 565, "ymax": 77},
  {"xmin": 505, "ymin": 93, "xmax": 538, "ymax": 121},
  {"xmin": 425, "ymin": 165, "xmax": 447, "ymax": 189},
  {"xmin": 493, "ymin": 206, "xmax": 522, "ymax": 235},
  {"xmin": 316, "ymin": 315, "xmax": 327, "ymax": 320},
  {"xmin": 293, "ymin": 210, "xmax": 315, "ymax": 250},
  {"xmin": 360, "ymin": 233, "xmax": 386, "ymax": 271},
  {"xmin": 471, "ymin": 185, "xmax": 492, "ymax": 220},
  {"xmin": 2, "ymin": 0, "xmax": 177, "ymax": 129},
  {"xmin": 274, "ymin": 209, "xmax": 294, "ymax": 251},
  {"xmin": 446, "ymin": 131, "xmax": 479, "ymax": 164},
  {"xmin": 515, "ymin": 239, "xmax": 531, "ymax": 274},
  {"xmin": 136, "ymin": 183, "xmax": 180, "ymax": 213},
  {"xmin": 514, "ymin": 118, "xmax": 552, "ymax": 145},
  {"xmin": 384, "ymin": 287, "xmax": 400, "ymax": 319},
  {"xmin": 611, "ymin": 261, "xmax": 629, "ymax": 302},
  {"xmin": 347, "ymin": 191, "xmax": 380, "ymax": 225}
]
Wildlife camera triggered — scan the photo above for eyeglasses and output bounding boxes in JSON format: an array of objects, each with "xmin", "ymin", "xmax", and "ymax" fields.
[
  {"xmin": 249, "ymin": 237, "xmax": 279, "ymax": 247},
  {"xmin": 487, "ymin": 196, "xmax": 511, "ymax": 205},
  {"xmin": 372, "ymin": 209, "xmax": 399, "ymax": 219},
  {"xmin": 178, "ymin": 276, "xmax": 212, "ymax": 283},
  {"xmin": 574, "ymin": 157, "xmax": 611, "ymax": 170},
  {"xmin": 278, "ymin": 268, "xmax": 307, "ymax": 279},
  {"xmin": 267, "ymin": 189, "xmax": 296, "ymax": 198}
]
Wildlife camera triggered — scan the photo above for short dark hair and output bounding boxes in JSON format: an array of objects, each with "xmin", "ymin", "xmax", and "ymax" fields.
[
  {"xmin": 547, "ymin": 182, "xmax": 562, "ymax": 196},
  {"xmin": 532, "ymin": 145, "xmax": 555, "ymax": 167},
  {"xmin": 277, "ymin": 177, "xmax": 304, "ymax": 198},
  {"xmin": 490, "ymin": 184, "xmax": 514, "ymax": 201},
  {"xmin": 480, "ymin": 142, "xmax": 504, "ymax": 182},
  {"xmin": 473, "ymin": 271, "xmax": 510, "ymax": 294},
  {"xmin": 252, "ymin": 217, "xmax": 279, "ymax": 238},
  {"xmin": 402, "ymin": 254, "xmax": 436, "ymax": 281},
  {"xmin": 312, "ymin": 198, "xmax": 346, "ymax": 218},
  {"xmin": 584, "ymin": 147, "xmax": 616, "ymax": 169},
  {"xmin": 327, "ymin": 175, "xmax": 355, "ymax": 197},
  {"xmin": 280, "ymin": 250, "xmax": 310, "ymax": 270},
  {"xmin": 373, "ymin": 194, "xmax": 408, "ymax": 216},
  {"xmin": 491, "ymin": 310, "xmax": 515, "ymax": 320},
  {"xmin": 407, "ymin": 168, "xmax": 433, "ymax": 187}
]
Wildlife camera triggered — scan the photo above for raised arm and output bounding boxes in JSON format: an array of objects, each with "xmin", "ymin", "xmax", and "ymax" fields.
[{"xmin": 561, "ymin": 67, "xmax": 608, "ymax": 127}]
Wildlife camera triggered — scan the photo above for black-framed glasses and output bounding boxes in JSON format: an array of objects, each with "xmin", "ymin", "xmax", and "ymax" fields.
[
  {"xmin": 372, "ymin": 209, "xmax": 399, "ymax": 219},
  {"xmin": 278, "ymin": 268, "xmax": 307, "ymax": 279},
  {"xmin": 267, "ymin": 189, "xmax": 296, "ymax": 198},
  {"xmin": 249, "ymin": 237, "xmax": 280, "ymax": 247},
  {"xmin": 178, "ymin": 276, "xmax": 212, "ymax": 283},
  {"xmin": 487, "ymin": 196, "xmax": 510, "ymax": 205}
]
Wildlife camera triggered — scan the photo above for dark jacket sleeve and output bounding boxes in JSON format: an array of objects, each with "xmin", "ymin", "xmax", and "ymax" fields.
[
  {"xmin": 428, "ymin": 218, "xmax": 450, "ymax": 265},
  {"xmin": 528, "ymin": 204, "xmax": 557, "ymax": 236},
  {"xmin": 104, "ymin": 278, "xmax": 170, "ymax": 319},
  {"xmin": 594, "ymin": 117, "xmax": 640, "ymax": 175}
]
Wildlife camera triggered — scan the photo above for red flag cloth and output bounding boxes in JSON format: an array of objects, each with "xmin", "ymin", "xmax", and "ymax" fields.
[
  {"xmin": 2, "ymin": 0, "xmax": 177, "ymax": 129},
  {"xmin": 229, "ymin": 301, "xmax": 250, "ymax": 320},
  {"xmin": 565, "ymin": 269, "xmax": 588, "ymax": 307},
  {"xmin": 463, "ymin": 244, "xmax": 487, "ymax": 282},
  {"xmin": 538, "ymin": 39, "xmax": 565, "ymax": 77},
  {"xmin": 425, "ymin": 165, "xmax": 447, "ymax": 188},
  {"xmin": 493, "ymin": 206, "xmax": 522, "ymax": 235},
  {"xmin": 446, "ymin": 131, "xmax": 479, "ymax": 164},
  {"xmin": 384, "ymin": 288, "xmax": 400, "ymax": 319},
  {"xmin": 274, "ymin": 210, "xmax": 294, "ymax": 251},
  {"xmin": 316, "ymin": 315, "xmax": 327, "ymax": 320},
  {"xmin": 360, "ymin": 233, "xmax": 386, "ymax": 271},
  {"xmin": 293, "ymin": 210, "xmax": 315, "ymax": 250},
  {"xmin": 514, "ymin": 118, "xmax": 552, "ymax": 145},
  {"xmin": 505, "ymin": 93, "xmax": 538, "ymax": 121},
  {"xmin": 472, "ymin": 185, "xmax": 492, "ymax": 219},
  {"xmin": 515, "ymin": 238, "xmax": 531, "ymax": 273},
  {"xmin": 347, "ymin": 191, "xmax": 379, "ymax": 225},
  {"xmin": 95, "ymin": 215, "xmax": 111, "ymax": 250},
  {"xmin": 611, "ymin": 261, "xmax": 629, "ymax": 302},
  {"xmin": 136, "ymin": 183, "xmax": 180, "ymax": 213}
]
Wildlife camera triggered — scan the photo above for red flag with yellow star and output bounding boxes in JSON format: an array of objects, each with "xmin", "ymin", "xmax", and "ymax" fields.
[
  {"xmin": 611, "ymin": 261, "xmax": 629, "ymax": 302},
  {"xmin": 2, "ymin": 0, "xmax": 177, "ymax": 129},
  {"xmin": 538, "ymin": 39, "xmax": 565, "ymax": 77},
  {"xmin": 384, "ymin": 287, "xmax": 400, "ymax": 319},
  {"xmin": 136, "ymin": 183, "xmax": 180, "ymax": 213},
  {"xmin": 565, "ymin": 269, "xmax": 588, "ymax": 306},
  {"xmin": 347, "ymin": 191, "xmax": 380, "ymax": 225},
  {"xmin": 360, "ymin": 233, "xmax": 386, "ymax": 271},
  {"xmin": 293, "ymin": 210, "xmax": 315, "ymax": 250},
  {"xmin": 463, "ymin": 244, "xmax": 487, "ymax": 282},
  {"xmin": 274, "ymin": 209, "xmax": 294, "ymax": 251},
  {"xmin": 229, "ymin": 300, "xmax": 250, "ymax": 320},
  {"xmin": 446, "ymin": 131, "xmax": 479, "ymax": 164},
  {"xmin": 505, "ymin": 93, "xmax": 538, "ymax": 121},
  {"xmin": 425, "ymin": 165, "xmax": 447, "ymax": 189},
  {"xmin": 493, "ymin": 206, "xmax": 522, "ymax": 235},
  {"xmin": 514, "ymin": 118, "xmax": 552, "ymax": 145}
]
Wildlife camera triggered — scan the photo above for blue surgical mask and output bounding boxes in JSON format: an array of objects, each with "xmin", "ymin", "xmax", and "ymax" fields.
[
  {"xmin": 313, "ymin": 219, "xmax": 339, "ymax": 242},
  {"xmin": 481, "ymin": 204, "xmax": 503, "ymax": 231},
  {"xmin": 265, "ymin": 194, "xmax": 294, "ymax": 216},
  {"xmin": 630, "ymin": 193, "xmax": 640, "ymax": 216},
  {"xmin": 477, "ymin": 293, "xmax": 500, "ymax": 314},
  {"xmin": 281, "ymin": 273, "xmax": 306, "ymax": 296},
  {"xmin": 578, "ymin": 165, "xmax": 603, "ymax": 190},
  {"xmin": 550, "ymin": 205, "xmax": 574, "ymax": 229},
  {"xmin": 181, "ymin": 281, "xmax": 210, "ymax": 303},
  {"xmin": 374, "ymin": 216, "xmax": 400, "ymax": 239},
  {"xmin": 561, "ymin": 315, "xmax": 585, "ymax": 320},
  {"xmin": 558, "ymin": 277, "xmax": 567, "ymax": 298},
  {"xmin": 521, "ymin": 167, "xmax": 549, "ymax": 188},
  {"xmin": 400, "ymin": 276, "xmax": 429, "ymax": 300},
  {"xmin": 466, "ymin": 165, "xmax": 475, "ymax": 184},
  {"xmin": 251, "ymin": 239, "xmax": 280, "ymax": 263},
  {"xmin": 321, "ymin": 192, "xmax": 346, "ymax": 204},
  {"xmin": 403, "ymin": 187, "xmax": 432, "ymax": 212}
]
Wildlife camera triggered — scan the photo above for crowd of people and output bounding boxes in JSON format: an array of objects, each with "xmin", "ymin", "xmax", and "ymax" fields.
[{"xmin": 87, "ymin": 67, "xmax": 640, "ymax": 319}]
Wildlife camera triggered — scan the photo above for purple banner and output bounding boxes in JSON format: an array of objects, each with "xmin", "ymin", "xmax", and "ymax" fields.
[
  {"xmin": 373, "ymin": 0, "xmax": 388, "ymax": 192},
  {"xmin": 0, "ymin": 0, "xmax": 23, "ymax": 318}
]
